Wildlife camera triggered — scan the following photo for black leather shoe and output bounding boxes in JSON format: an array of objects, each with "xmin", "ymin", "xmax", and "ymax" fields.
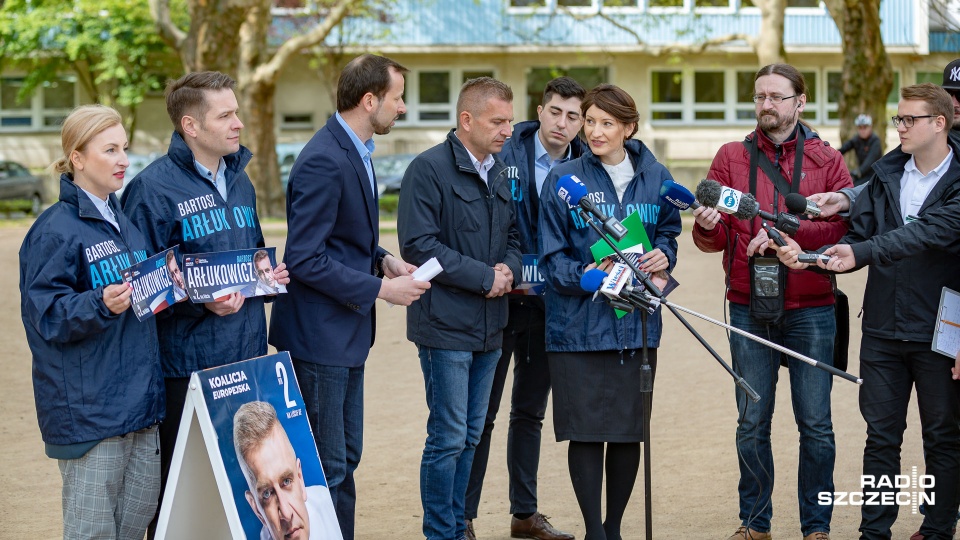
[{"xmin": 465, "ymin": 519, "xmax": 477, "ymax": 540}]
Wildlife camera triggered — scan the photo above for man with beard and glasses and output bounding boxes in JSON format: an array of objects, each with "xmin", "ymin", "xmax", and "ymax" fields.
[
  {"xmin": 691, "ymin": 64, "xmax": 852, "ymax": 540},
  {"xmin": 269, "ymin": 53, "xmax": 430, "ymax": 540}
]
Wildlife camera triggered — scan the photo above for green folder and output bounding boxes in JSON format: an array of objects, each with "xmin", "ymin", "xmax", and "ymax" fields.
[
  {"xmin": 590, "ymin": 210, "xmax": 653, "ymax": 263},
  {"xmin": 588, "ymin": 210, "xmax": 652, "ymax": 319}
]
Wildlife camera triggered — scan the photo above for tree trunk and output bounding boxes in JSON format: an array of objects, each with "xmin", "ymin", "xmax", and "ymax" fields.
[
  {"xmin": 755, "ymin": 0, "xmax": 786, "ymax": 66},
  {"xmin": 828, "ymin": 0, "xmax": 892, "ymax": 156},
  {"xmin": 238, "ymin": 79, "xmax": 281, "ymax": 217}
]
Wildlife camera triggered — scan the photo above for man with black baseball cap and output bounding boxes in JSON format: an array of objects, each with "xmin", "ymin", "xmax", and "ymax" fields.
[{"xmin": 942, "ymin": 58, "xmax": 960, "ymax": 137}]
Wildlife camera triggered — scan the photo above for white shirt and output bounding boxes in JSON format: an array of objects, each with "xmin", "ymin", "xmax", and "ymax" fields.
[
  {"xmin": 81, "ymin": 189, "xmax": 120, "ymax": 232},
  {"xmin": 899, "ymin": 149, "xmax": 953, "ymax": 224},
  {"xmin": 454, "ymin": 133, "xmax": 495, "ymax": 185},
  {"xmin": 601, "ymin": 151, "xmax": 635, "ymax": 202}
]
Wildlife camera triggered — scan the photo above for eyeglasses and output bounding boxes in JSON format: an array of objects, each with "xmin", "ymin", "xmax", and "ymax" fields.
[
  {"xmin": 753, "ymin": 94, "xmax": 798, "ymax": 104},
  {"xmin": 890, "ymin": 115, "xmax": 938, "ymax": 128}
]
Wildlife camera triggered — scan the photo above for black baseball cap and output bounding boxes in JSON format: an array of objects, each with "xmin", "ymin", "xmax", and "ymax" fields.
[{"xmin": 943, "ymin": 59, "xmax": 960, "ymax": 91}]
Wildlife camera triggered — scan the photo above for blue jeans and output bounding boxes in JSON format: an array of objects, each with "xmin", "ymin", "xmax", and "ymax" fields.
[
  {"xmin": 466, "ymin": 301, "xmax": 550, "ymax": 520},
  {"xmin": 293, "ymin": 359, "xmax": 364, "ymax": 540},
  {"xmin": 729, "ymin": 303, "xmax": 836, "ymax": 535},
  {"xmin": 418, "ymin": 346, "xmax": 501, "ymax": 540}
]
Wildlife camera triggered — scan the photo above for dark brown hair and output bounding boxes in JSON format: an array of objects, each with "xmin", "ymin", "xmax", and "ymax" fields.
[
  {"xmin": 165, "ymin": 71, "xmax": 236, "ymax": 136},
  {"xmin": 543, "ymin": 76, "xmax": 586, "ymax": 105},
  {"xmin": 581, "ymin": 84, "xmax": 640, "ymax": 139},
  {"xmin": 755, "ymin": 64, "xmax": 807, "ymax": 98},
  {"xmin": 337, "ymin": 54, "xmax": 408, "ymax": 112}
]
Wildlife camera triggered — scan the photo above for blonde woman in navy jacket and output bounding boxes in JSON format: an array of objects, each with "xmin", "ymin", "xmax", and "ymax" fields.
[
  {"xmin": 20, "ymin": 105, "xmax": 164, "ymax": 539},
  {"xmin": 539, "ymin": 85, "xmax": 681, "ymax": 540}
]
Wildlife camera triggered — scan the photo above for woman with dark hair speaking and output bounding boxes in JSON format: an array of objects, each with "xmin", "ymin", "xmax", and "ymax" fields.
[
  {"xmin": 538, "ymin": 84, "xmax": 681, "ymax": 540},
  {"xmin": 20, "ymin": 104, "xmax": 164, "ymax": 539}
]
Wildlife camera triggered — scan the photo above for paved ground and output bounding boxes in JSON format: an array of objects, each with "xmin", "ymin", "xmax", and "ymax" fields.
[{"xmin": 1, "ymin": 220, "xmax": 931, "ymax": 539}]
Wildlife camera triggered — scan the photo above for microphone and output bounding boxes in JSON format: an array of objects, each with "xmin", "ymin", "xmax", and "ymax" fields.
[
  {"xmin": 556, "ymin": 174, "xmax": 628, "ymax": 241},
  {"xmin": 581, "ymin": 267, "xmax": 660, "ymax": 314},
  {"xmin": 696, "ymin": 179, "xmax": 800, "ymax": 235},
  {"xmin": 784, "ymin": 192, "xmax": 822, "ymax": 217},
  {"xmin": 580, "ymin": 268, "xmax": 635, "ymax": 313},
  {"xmin": 696, "ymin": 179, "xmax": 775, "ymax": 221},
  {"xmin": 659, "ymin": 180, "xmax": 700, "ymax": 211}
]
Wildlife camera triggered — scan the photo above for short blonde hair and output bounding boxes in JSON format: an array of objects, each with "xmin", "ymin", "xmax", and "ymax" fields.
[{"xmin": 52, "ymin": 105, "xmax": 123, "ymax": 175}]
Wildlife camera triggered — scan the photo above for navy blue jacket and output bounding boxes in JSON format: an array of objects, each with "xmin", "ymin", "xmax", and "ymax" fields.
[
  {"xmin": 121, "ymin": 132, "xmax": 268, "ymax": 377},
  {"xmin": 843, "ymin": 138, "xmax": 960, "ymax": 341},
  {"xmin": 539, "ymin": 139, "xmax": 682, "ymax": 352},
  {"xmin": 398, "ymin": 129, "xmax": 523, "ymax": 352},
  {"xmin": 499, "ymin": 120, "xmax": 588, "ymax": 259},
  {"xmin": 269, "ymin": 115, "xmax": 387, "ymax": 368},
  {"xmin": 21, "ymin": 176, "xmax": 165, "ymax": 445}
]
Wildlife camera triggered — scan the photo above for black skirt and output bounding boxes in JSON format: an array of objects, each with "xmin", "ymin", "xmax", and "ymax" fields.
[{"xmin": 548, "ymin": 349, "xmax": 657, "ymax": 443}]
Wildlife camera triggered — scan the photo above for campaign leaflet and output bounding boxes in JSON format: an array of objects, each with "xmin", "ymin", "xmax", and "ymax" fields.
[
  {"xmin": 509, "ymin": 254, "xmax": 546, "ymax": 296},
  {"xmin": 199, "ymin": 352, "xmax": 342, "ymax": 540},
  {"xmin": 122, "ymin": 245, "xmax": 187, "ymax": 322},
  {"xmin": 182, "ymin": 247, "xmax": 286, "ymax": 303}
]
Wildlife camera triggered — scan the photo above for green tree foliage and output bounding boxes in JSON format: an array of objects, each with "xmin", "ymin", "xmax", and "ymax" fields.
[{"xmin": 0, "ymin": 0, "xmax": 183, "ymax": 135}]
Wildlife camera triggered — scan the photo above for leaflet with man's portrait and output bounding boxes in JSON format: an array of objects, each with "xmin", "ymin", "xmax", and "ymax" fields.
[{"xmin": 181, "ymin": 246, "xmax": 287, "ymax": 303}]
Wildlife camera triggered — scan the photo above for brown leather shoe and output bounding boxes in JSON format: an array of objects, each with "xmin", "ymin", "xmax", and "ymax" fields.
[
  {"xmin": 510, "ymin": 513, "xmax": 575, "ymax": 540},
  {"xmin": 465, "ymin": 519, "xmax": 477, "ymax": 540},
  {"xmin": 802, "ymin": 533, "xmax": 829, "ymax": 540},
  {"xmin": 726, "ymin": 526, "xmax": 772, "ymax": 540}
]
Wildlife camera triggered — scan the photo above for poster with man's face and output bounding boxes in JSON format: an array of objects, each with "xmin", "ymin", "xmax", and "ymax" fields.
[{"xmin": 197, "ymin": 352, "xmax": 342, "ymax": 540}]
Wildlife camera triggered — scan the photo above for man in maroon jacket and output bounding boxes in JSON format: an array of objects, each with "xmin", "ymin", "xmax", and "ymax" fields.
[{"xmin": 692, "ymin": 64, "xmax": 852, "ymax": 540}]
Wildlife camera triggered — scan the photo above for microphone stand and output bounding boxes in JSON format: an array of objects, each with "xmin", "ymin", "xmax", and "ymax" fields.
[
  {"xmin": 577, "ymin": 209, "xmax": 758, "ymax": 540},
  {"xmin": 577, "ymin": 208, "xmax": 762, "ymax": 399}
]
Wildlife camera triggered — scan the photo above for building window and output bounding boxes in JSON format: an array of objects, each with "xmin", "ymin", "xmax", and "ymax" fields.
[
  {"xmin": 650, "ymin": 68, "xmax": 824, "ymax": 125},
  {"xmin": 603, "ymin": 0, "xmax": 639, "ymax": 6},
  {"xmin": 280, "ymin": 113, "xmax": 313, "ymax": 131},
  {"xmin": 510, "ymin": 0, "xmax": 547, "ymax": 6},
  {"xmin": 916, "ymin": 71, "xmax": 940, "ymax": 85},
  {"xmin": 649, "ymin": 0, "xmax": 683, "ymax": 7},
  {"xmin": 650, "ymin": 71, "xmax": 683, "ymax": 120},
  {"xmin": 558, "ymin": 0, "xmax": 593, "ymax": 6},
  {"xmin": 696, "ymin": 0, "xmax": 730, "ymax": 6},
  {"xmin": 400, "ymin": 69, "xmax": 495, "ymax": 126},
  {"xmin": 694, "ymin": 71, "xmax": 725, "ymax": 120},
  {"xmin": 742, "ymin": 0, "xmax": 820, "ymax": 7},
  {"xmin": 0, "ymin": 76, "xmax": 76, "ymax": 130},
  {"xmin": 525, "ymin": 66, "xmax": 608, "ymax": 120}
]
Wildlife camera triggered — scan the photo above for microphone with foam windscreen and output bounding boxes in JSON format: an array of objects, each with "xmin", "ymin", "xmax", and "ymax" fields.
[
  {"xmin": 556, "ymin": 174, "xmax": 628, "ymax": 241},
  {"xmin": 659, "ymin": 180, "xmax": 700, "ymax": 211},
  {"xmin": 696, "ymin": 179, "xmax": 800, "ymax": 235},
  {"xmin": 784, "ymin": 192, "xmax": 822, "ymax": 217}
]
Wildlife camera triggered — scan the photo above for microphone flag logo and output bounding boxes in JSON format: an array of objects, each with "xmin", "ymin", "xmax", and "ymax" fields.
[{"xmin": 720, "ymin": 187, "xmax": 742, "ymax": 213}]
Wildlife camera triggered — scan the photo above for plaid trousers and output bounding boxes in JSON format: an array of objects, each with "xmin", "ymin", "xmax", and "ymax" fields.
[{"xmin": 59, "ymin": 425, "xmax": 160, "ymax": 540}]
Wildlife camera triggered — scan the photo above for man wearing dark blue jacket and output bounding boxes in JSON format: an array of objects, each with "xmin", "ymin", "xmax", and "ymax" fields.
[
  {"xmin": 121, "ymin": 71, "xmax": 289, "ymax": 537},
  {"xmin": 465, "ymin": 77, "xmax": 583, "ymax": 540},
  {"xmin": 269, "ymin": 54, "xmax": 428, "ymax": 540},
  {"xmin": 398, "ymin": 77, "xmax": 523, "ymax": 540}
]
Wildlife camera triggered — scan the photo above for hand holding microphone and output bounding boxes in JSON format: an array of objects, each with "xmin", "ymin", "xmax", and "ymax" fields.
[{"xmin": 658, "ymin": 179, "xmax": 722, "ymax": 231}]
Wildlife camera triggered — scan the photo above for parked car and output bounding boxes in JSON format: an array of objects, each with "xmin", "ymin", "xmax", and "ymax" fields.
[
  {"xmin": 117, "ymin": 152, "xmax": 162, "ymax": 198},
  {"xmin": 0, "ymin": 160, "xmax": 46, "ymax": 215},
  {"xmin": 372, "ymin": 153, "xmax": 417, "ymax": 196},
  {"xmin": 277, "ymin": 142, "xmax": 308, "ymax": 193}
]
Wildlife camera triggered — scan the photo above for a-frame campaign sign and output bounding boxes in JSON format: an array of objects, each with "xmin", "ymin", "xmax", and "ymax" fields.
[{"xmin": 156, "ymin": 351, "xmax": 342, "ymax": 540}]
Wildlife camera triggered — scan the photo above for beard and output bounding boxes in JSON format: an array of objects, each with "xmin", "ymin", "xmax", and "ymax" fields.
[
  {"xmin": 371, "ymin": 102, "xmax": 395, "ymax": 135},
  {"xmin": 757, "ymin": 109, "xmax": 795, "ymax": 136}
]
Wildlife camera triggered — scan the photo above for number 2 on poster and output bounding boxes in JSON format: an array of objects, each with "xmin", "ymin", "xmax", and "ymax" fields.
[{"xmin": 276, "ymin": 362, "xmax": 298, "ymax": 408}]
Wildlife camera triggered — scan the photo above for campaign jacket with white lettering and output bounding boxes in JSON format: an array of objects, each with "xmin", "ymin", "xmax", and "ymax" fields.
[
  {"xmin": 121, "ymin": 132, "xmax": 268, "ymax": 377},
  {"xmin": 20, "ymin": 176, "xmax": 165, "ymax": 445},
  {"xmin": 498, "ymin": 121, "xmax": 586, "ymax": 310},
  {"xmin": 538, "ymin": 139, "xmax": 682, "ymax": 352}
]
